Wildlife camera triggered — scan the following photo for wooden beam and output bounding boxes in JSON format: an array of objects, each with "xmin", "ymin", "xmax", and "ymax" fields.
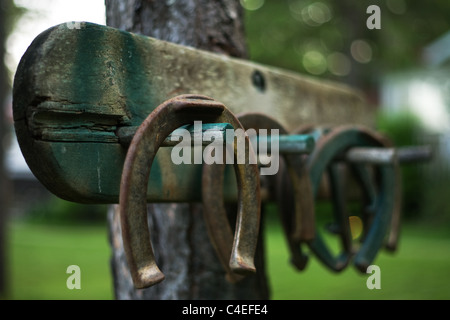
[{"xmin": 13, "ymin": 22, "xmax": 373, "ymax": 204}]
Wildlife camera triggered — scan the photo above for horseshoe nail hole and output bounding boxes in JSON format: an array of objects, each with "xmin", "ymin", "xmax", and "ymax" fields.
[{"xmin": 251, "ymin": 70, "xmax": 266, "ymax": 92}]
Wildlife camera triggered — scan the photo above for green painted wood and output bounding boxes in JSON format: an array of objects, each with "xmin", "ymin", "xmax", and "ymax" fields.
[{"xmin": 13, "ymin": 22, "xmax": 373, "ymax": 204}]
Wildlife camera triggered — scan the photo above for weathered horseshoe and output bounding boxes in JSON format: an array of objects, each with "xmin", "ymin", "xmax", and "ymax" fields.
[
  {"xmin": 238, "ymin": 112, "xmax": 314, "ymax": 270},
  {"xmin": 202, "ymin": 111, "xmax": 313, "ymax": 281},
  {"xmin": 347, "ymin": 146, "xmax": 402, "ymax": 254},
  {"xmin": 306, "ymin": 125, "xmax": 398, "ymax": 272},
  {"xmin": 119, "ymin": 94, "xmax": 260, "ymax": 288},
  {"xmin": 296, "ymin": 125, "xmax": 402, "ymax": 256}
]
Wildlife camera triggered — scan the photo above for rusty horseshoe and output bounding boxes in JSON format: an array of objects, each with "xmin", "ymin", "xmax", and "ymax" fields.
[
  {"xmin": 203, "ymin": 112, "xmax": 315, "ymax": 277},
  {"xmin": 119, "ymin": 94, "xmax": 260, "ymax": 288}
]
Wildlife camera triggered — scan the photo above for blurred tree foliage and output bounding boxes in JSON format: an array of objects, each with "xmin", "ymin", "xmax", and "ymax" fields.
[
  {"xmin": 3, "ymin": 0, "xmax": 26, "ymax": 35},
  {"xmin": 3, "ymin": 0, "xmax": 27, "ymax": 83},
  {"xmin": 380, "ymin": 111, "xmax": 450, "ymax": 224},
  {"xmin": 376, "ymin": 111, "xmax": 425, "ymax": 219},
  {"xmin": 243, "ymin": 0, "xmax": 450, "ymax": 93},
  {"xmin": 243, "ymin": 0, "xmax": 450, "ymax": 222}
]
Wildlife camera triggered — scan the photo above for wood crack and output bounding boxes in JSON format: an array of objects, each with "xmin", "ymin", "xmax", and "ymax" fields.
[{"xmin": 26, "ymin": 97, "xmax": 131, "ymax": 143}]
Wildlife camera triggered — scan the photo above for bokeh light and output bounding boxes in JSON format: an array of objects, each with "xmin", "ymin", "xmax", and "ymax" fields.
[
  {"xmin": 240, "ymin": 0, "xmax": 265, "ymax": 11},
  {"xmin": 350, "ymin": 39, "xmax": 373, "ymax": 64},
  {"xmin": 386, "ymin": 0, "xmax": 407, "ymax": 15},
  {"xmin": 327, "ymin": 52, "xmax": 351, "ymax": 76},
  {"xmin": 289, "ymin": 1, "xmax": 332, "ymax": 26},
  {"xmin": 303, "ymin": 50, "xmax": 327, "ymax": 75}
]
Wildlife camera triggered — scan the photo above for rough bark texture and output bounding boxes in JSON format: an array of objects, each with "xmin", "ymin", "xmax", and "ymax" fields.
[
  {"xmin": 105, "ymin": 0, "xmax": 247, "ymax": 58},
  {"xmin": 105, "ymin": 0, "xmax": 269, "ymax": 299}
]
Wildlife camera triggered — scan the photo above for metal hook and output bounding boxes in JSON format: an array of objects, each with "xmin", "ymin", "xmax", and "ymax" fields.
[{"xmin": 119, "ymin": 94, "xmax": 260, "ymax": 288}]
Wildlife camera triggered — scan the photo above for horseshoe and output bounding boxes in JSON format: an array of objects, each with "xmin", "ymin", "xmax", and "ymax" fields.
[
  {"xmin": 119, "ymin": 94, "xmax": 260, "ymax": 288},
  {"xmin": 202, "ymin": 111, "xmax": 314, "ymax": 280},
  {"xmin": 239, "ymin": 113, "xmax": 314, "ymax": 270},
  {"xmin": 339, "ymin": 137, "xmax": 403, "ymax": 257},
  {"xmin": 306, "ymin": 125, "xmax": 399, "ymax": 272}
]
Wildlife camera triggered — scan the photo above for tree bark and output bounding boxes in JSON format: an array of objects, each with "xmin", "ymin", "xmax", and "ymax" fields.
[{"xmin": 105, "ymin": 0, "xmax": 269, "ymax": 300}]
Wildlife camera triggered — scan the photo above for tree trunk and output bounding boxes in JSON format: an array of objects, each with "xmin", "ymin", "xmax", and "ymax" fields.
[{"xmin": 105, "ymin": 0, "xmax": 269, "ymax": 300}]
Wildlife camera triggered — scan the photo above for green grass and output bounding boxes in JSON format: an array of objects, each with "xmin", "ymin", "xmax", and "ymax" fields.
[
  {"xmin": 5, "ymin": 222, "xmax": 114, "ymax": 300},
  {"xmin": 266, "ymin": 221, "xmax": 450, "ymax": 300},
  {"xmin": 3, "ymin": 219, "xmax": 450, "ymax": 300}
]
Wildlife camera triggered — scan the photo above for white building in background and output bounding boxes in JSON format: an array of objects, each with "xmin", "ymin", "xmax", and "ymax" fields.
[
  {"xmin": 380, "ymin": 31, "xmax": 450, "ymax": 167},
  {"xmin": 381, "ymin": 70, "xmax": 449, "ymax": 133}
]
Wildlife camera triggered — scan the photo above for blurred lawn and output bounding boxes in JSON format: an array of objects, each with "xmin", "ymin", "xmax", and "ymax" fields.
[
  {"xmin": 266, "ymin": 221, "xmax": 450, "ymax": 300},
  {"xmin": 6, "ymin": 222, "xmax": 114, "ymax": 300},
  {"xmin": 4, "ymin": 219, "xmax": 450, "ymax": 300}
]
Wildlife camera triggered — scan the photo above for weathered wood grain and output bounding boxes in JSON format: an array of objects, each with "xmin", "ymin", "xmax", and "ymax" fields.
[{"xmin": 13, "ymin": 22, "xmax": 373, "ymax": 204}]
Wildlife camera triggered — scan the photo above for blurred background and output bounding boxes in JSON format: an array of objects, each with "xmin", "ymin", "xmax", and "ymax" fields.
[{"xmin": 0, "ymin": 0, "xmax": 449, "ymax": 299}]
